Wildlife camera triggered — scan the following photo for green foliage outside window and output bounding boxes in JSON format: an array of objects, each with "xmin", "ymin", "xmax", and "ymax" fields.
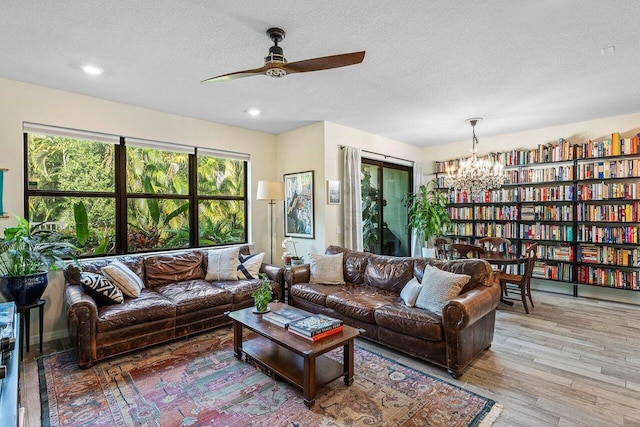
[{"xmin": 26, "ymin": 133, "xmax": 248, "ymax": 257}]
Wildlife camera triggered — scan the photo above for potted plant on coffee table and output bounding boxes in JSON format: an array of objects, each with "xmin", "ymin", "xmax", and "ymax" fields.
[
  {"xmin": 404, "ymin": 180, "xmax": 452, "ymax": 258},
  {"xmin": 251, "ymin": 273, "xmax": 273, "ymax": 314},
  {"xmin": 0, "ymin": 217, "xmax": 79, "ymax": 305}
]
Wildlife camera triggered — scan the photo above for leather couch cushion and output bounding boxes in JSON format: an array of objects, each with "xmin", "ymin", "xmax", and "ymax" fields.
[
  {"xmin": 145, "ymin": 251, "xmax": 205, "ymax": 287},
  {"xmin": 326, "ymin": 246, "xmax": 370, "ymax": 284},
  {"xmin": 214, "ymin": 279, "xmax": 276, "ymax": 303},
  {"xmin": 66, "ymin": 255, "xmax": 145, "ymax": 286},
  {"xmin": 96, "ymin": 289, "xmax": 175, "ymax": 332},
  {"xmin": 325, "ymin": 284, "xmax": 397, "ymax": 323},
  {"xmin": 154, "ymin": 280, "xmax": 233, "ymax": 315},
  {"xmin": 364, "ymin": 255, "xmax": 414, "ymax": 293},
  {"xmin": 413, "ymin": 258, "xmax": 493, "ymax": 294},
  {"xmin": 290, "ymin": 283, "xmax": 343, "ymax": 306},
  {"xmin": 375, "ymin": 302, "xmax": 444, "ymax": 341}
]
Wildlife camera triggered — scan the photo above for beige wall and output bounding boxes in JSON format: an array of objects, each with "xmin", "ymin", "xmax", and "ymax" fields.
[
  {"xmin": 0, "ymin": 77, "xmax": 278, "ymax": 343},
  {"xmin": 422, "ymin": 111, "xmax": 640, "ymax": 304},
  {"xmin": 275, "ymin": 122, "xmax": 326, "ymax": 261}
]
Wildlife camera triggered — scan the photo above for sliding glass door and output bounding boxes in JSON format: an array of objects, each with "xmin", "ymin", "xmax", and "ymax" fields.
[{"xmin": 361, "ymin": 159, "xmax": 412, "ymax": 256}]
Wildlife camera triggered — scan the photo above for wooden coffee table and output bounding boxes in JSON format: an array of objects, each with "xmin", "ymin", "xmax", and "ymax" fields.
[{"xmin": 226, "ymin": 302, "xmax": 361, "ymax": 408}]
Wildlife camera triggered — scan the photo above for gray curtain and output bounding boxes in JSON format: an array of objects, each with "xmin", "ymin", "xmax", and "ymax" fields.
[
  {"xmin": 411, "ymin": 161, "xmax": 425, "ymax": 256},
  {"xmin": 343, "ymin": 146, "xmax": 363, "ymax": 251}
]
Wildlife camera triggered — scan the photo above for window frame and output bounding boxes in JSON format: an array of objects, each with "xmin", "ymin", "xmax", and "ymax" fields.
[{"xmin": 24, "ymin": 129, "xmax": 249, "ymax": 258}]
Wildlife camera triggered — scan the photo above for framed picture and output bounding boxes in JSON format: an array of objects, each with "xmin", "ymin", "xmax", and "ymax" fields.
[
  {"xmin": 327, "ymin": 180, "xmax": 341, "ymax": 204},
  {"xmin": 284, "ymin": 170, "xmax": 314, "ymax": 239}
]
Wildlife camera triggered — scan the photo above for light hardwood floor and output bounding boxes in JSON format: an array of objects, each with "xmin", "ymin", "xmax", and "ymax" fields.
[{"xmin": 19, "ymin": 291, "xmax": 640, "ymax": 427}]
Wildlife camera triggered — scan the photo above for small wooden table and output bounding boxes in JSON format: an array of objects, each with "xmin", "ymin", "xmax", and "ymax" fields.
[{"xmin": 226, "ymin": 302, "xmax": 361, "ymax": 409}]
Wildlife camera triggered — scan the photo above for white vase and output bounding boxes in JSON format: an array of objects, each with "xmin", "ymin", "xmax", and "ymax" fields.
[{"xmin": 421, "ymin": 247, "xmax": 437, "ymax": 258}]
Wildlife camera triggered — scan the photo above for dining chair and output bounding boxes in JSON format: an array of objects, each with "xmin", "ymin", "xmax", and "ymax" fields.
[
  {"xmin": 434, "ymin": 238, "xmax": 449, "ymax": 259},
  {"xmin": 448, "ymin": 243, "xmax": 485, "ymax": 259},
  {"xmin": 499, "ymin": 243, "xmax": 539, "ymax": 314},
  {"xmin": 477, "ymin": 237, "xmax": 512, "ymax": 254}
]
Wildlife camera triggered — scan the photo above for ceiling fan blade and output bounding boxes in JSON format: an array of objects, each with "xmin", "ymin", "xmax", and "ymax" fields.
[
  {"xmin": 201, "ymin": 65, "xmax": 269, "ymax": 83},
  {"xmin": 281, "ymin": 51, "xmax": 365, "ymax": 74}
]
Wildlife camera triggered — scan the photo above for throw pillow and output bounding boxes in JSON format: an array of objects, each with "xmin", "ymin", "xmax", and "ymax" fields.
[
  {"xmin": 415, "ymin": 265, "xmax": 470, "ymax": 316},
  {"xmin": 205, "ymin": 246, "xmax": 240, "ymax": 281},
  {"xmin": 80, "ymin": 272, "xmax": 124, "ymax": 305},
  {"xmin": 400, "ymin": 277, "xmax": 422, "ymax": 307},
  {"xmin": 309, "ymin": 252, "xmax": 345, "ymax": 285},
  {"xmin": 102, "ymin": 260, "xmax": 145, "ymax": 298},
  {"xmin": 237, "ymin": 252, "xmax": 265, "ymax": 279}
]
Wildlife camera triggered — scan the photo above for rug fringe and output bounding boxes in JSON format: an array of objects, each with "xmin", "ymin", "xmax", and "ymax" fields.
[{"xmin": 478, "ymin": 403, "xmax": 503, "ymax": 427}]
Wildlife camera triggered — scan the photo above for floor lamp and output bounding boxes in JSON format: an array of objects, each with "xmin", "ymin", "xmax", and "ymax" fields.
[{"xmin": 256, "ymin": 181, "xmax": 285, "ymax": 264}]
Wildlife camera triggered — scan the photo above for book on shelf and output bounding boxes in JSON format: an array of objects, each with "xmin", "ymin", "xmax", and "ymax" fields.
[
  {"xmin": 262, "ymin": 307, "xmax": 308, "ymax": 328},
  {"xmin": 289, "ymin": 325, "xmax": 344, "ymax": 341},
  {"xmin": 288, "ymin": 314, "xmax": 343, "ymax": 337}
]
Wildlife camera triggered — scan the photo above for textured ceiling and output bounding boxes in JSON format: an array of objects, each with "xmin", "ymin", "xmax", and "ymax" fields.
[{"xmin": 2, "ymin": 1, "xmax": 640, "ymax": 146}]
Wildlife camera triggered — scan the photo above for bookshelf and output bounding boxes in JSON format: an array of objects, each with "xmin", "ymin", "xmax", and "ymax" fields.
[{"xmin": 435, "ymin": 133, "xmax": 640, "ymax": 296}]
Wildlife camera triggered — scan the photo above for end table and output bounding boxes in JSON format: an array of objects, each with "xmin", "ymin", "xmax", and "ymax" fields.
[{"xmin": 17, "ymin": 299, "xmax": 45, "ymax": 360}]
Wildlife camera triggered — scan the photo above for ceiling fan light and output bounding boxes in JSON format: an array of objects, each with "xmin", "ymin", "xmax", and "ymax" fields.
[{"xmin": 265, "ymin": 68, "xmax": 286, "ymax": 78}]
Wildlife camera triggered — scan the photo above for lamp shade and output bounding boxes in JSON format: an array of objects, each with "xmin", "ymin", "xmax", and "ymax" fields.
[{"xmin": 256, "ymin": 181, "xmax": 284, "ymax": 201}]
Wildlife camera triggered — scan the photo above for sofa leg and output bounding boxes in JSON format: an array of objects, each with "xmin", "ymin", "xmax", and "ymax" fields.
[{"xmin": 447, "ymin": 369, "xmax": 461, "ymax": 379}]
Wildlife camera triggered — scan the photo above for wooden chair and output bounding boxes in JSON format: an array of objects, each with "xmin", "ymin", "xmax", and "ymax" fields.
[
  {"xmin": 448, "ymin": 243, "xmax": 485, "ymax": 259},
  {"xmin": 499, "ymin": 243, "xmax": 539, "ymax": 314},
  {"xmin": 434, "ymin": 238, "xmax": 449, "ymax": 259},
  {"xmin": 477, "ymin": 237, "xmax": 512, "ymax": 254}
]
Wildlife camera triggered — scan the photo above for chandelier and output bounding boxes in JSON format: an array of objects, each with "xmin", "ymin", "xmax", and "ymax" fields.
[{"xmin": 444, "ymin": 118, "xmax": 504, "ymax": 197}]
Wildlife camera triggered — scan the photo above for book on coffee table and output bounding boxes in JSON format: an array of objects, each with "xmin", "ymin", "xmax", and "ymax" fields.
[
  {"xmin": 262, "ymin": 306, "xmax": 308, "ymax": 328},
  {"xmin": 288, "ymin": 325, "xmax": 344, "ymax": 341},
  {"xmin": 288, "ymin": 314, "xmax": 343, "ymax": 337}
]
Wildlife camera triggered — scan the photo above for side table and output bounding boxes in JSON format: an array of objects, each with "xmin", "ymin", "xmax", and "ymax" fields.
[{"xmin": 17, "ymin": 299, "xmax": 45, "ymax": 360}]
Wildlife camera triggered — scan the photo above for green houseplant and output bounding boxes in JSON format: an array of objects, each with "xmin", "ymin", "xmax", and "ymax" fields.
[
  {"xmin": 0, "ymin": 217, "xmax": 79, "ymax": 305},
  {"xmin": 404, "ymin": 180, "xmax": 452, "ymax": 257},
  {"xmin": 251, "ymin": 273, "xmax": 273, "ymax": 313}
]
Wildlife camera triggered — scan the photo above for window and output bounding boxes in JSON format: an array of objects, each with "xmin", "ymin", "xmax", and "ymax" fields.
[
  {"xmin": 24, "ymin": 124, "xmax": 249, "ymax": 257},
  {"xmin": 361, "ymin": 159, "xmax": 412, "ymax": 256}
]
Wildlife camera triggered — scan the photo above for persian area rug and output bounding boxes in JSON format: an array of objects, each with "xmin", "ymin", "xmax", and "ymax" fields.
[{"xmin": 39, "ymin": 327, "xmax": 501, "ymax": 427}]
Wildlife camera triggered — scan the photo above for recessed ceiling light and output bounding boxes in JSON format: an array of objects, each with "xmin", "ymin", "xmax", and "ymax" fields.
[
  {"xmin": 82, "ymin": 65, "xmax": 104, "ymax": 75},
  {"xmin": 247, "ymin": 109, "xmax": 261, "ymax": 116},
  {"xmin": 601, "ymin": 45, "xmax": 615, "ymax": 55}
]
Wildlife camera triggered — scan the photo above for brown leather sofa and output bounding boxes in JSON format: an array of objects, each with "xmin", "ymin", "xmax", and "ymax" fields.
[
  {"xmin": 286, "ymin": 246, "xmax": 501, "ymax": 378},
  {"xmin": 64, "ymin": 246, "xmax": 282, "ymax": 368}
]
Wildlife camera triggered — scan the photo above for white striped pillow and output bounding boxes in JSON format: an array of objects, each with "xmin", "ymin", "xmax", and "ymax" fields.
[
  {"xmin": 237, "ymin": 252, "xmax": 264, "ymax": 279},
  {"xmin": 102, "ymin": 260, "xmax": 145, "ymax": 298}
]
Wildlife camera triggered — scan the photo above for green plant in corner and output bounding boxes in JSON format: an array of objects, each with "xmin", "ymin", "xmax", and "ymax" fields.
[
  {"xmin": 251, "ymin": 273, "xmax": 272, "ymax": 313},
  {"xmin": 0, "ymin": 216, "xmax": 80, "ymax": 305},
  {"xmin": 0, "ymin": 216, "xmax": 79, "ymax": 277},
  {"xmin": 404, "ymin": 180, "xmax": 452, "ymax": 251}
]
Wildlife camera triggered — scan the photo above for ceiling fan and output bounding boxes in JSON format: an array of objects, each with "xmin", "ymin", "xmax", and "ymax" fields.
[{"xmin": 201, "ymin": 27, "xmax": 365, "ymax": 83}]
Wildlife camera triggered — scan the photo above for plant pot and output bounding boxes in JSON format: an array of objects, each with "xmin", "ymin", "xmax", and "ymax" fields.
[
  {"xmin": 291, "ymin": 258, "xmax": 304, "ymax": 266},
  {"xmin": 0, "ymin": 271, "xmax": 49, "ymax": 306}
]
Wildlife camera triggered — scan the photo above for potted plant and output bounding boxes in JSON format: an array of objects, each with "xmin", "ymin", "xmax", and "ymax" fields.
[
  {"xmin": 0, "ymin": 217, "xmax": 79, "ymax": 305},
  {"xmin": 282, "ymin": 237, "xmax": 304, "ymax": 265},
  {"xmin": 251, "ymin": 273, "xmax": 273, "ymax": 313},
  {"xmin": 404, "ymin": 180, "xmax": 452, "ymax": 257}
]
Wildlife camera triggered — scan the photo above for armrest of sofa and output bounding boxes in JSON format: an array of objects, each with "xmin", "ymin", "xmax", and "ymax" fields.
[
  {"xmin": 442, "ymin": 280, "xmax": 501, "ymax": 331},
  {"xmin": 285, "ymin": 264, "xmax": 311, "ymax": 286},
  {"xmin": 64, "ymin": 283, "xmax": 98, "ymax": 368},
  {"xmin": 260, "ymin": 263, "xmax": 284, "ymax": 284}
]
